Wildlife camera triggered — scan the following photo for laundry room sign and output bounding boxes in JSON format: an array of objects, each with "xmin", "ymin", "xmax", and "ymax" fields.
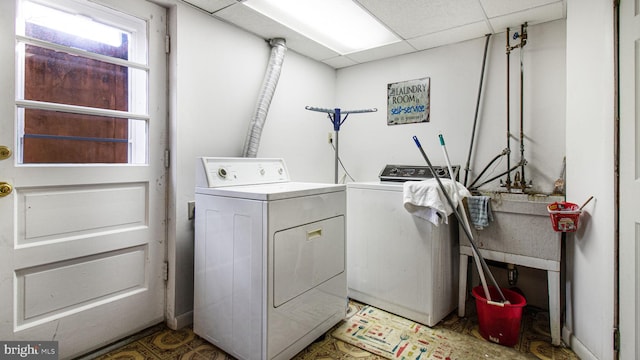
[{"xmin": 387, "ymin": 77, "xmax": 430, "ymax": 125}]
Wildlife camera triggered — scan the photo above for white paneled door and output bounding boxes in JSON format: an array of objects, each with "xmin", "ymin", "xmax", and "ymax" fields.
[
  {"xmin": 619, "ymin": 1, "xmax": 640, "ymax": 359},
  {"xmin": 0, "ymin": 0, "xmax": 167, "ymax": 358}
]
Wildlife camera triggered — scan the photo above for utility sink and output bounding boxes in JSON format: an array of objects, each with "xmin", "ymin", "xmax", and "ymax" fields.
[
  {"xmin": 478, "ymin": 191, "xmax": 564, "ymax": 217},
  {"xmin": 479, "ymin": 191, "xmax": 564, "ymax": 203},
  {"xmin": 458, "ymin": 191, "xmax": 565, "ymax": 346},
  {"xmin": 462, "ymin": 191, "xmax": 565, "ymax": 262}
]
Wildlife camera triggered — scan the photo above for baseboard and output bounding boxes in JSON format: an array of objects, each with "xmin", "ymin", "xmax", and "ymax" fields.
[
  {"xmin": 76, "ymin": 322, "xmax": 165, "ymax": 360},
  {"xmin": 563, "ymin": 325, "xmax": 599, "ymax": 360},
  {"xmin": 166, "ymin": 310, "xmax": 193, "ymax": 330}
]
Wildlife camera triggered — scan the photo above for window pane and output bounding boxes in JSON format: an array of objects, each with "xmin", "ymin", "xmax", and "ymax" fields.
[
  {"xmin": 20, "ymin": 1, "xmax": 130, "ymax": 58},
  {"xmin": 19, "ymin": 43, "xmax": 148, "ymax": 113},
  {"xmin": 16, "ymin": 0, "xmax": 149, "ymax": 165},
  {"xmin": 19, "ymin": 108, "xmax": 146, "ymax": 164}
]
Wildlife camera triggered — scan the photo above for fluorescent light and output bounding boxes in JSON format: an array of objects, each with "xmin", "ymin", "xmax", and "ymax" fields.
[
  {"xmin": 22, "ymin": 1, "xmax": 124, "ymax": 47},
  {"xmin": 243, "ymin": 0, "xmax": 400, "ymax": 55}
]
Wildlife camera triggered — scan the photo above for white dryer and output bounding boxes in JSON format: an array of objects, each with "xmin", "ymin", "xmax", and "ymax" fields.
[
  {"xmin": 194, "ymin": 157, "xmax": 347, "ymax": 360},
  {"xmin": 347, "ymin": 165, "xmax": 459, "ymax": 327}
]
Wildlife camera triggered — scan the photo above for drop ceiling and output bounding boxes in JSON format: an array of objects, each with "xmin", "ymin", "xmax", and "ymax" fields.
[{"xmin": 180, "ymin": 0, "xmax": 566, "ymax": 69}]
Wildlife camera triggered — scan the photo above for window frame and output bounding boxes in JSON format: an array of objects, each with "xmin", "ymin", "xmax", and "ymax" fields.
[{"xmin": 15, "ymin": 0, "xmax": 150, "ymax": 165}]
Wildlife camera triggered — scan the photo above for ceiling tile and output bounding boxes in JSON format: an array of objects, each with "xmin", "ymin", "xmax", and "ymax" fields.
[
  {"xmin": 356, "ymin": 0, "xmax": 486, "ymax": 38},
  {"xmin": 488, "ymin": 2, "xmax": 565, "ymax": 32},
  {"xmin": 187, "ymin": 0, "xmax": 568, "ymax": 68},
  {"xmin": 322, "ymin": 56, "xmax": 359, "ymax": 69},
  {"xmin": 181, "ymin": 0, "xmax": 236, "ymax": 13},
  {"xmin": 344, "ymin": 40, "xmax": 417, "ymax": 64},
  {"xmin": 408, "ymin": 21, "xmax": 491, "ymax": 51},
  {"xmin": 480, "ymin": 0, "xmax": 564, "ymax": 18}
]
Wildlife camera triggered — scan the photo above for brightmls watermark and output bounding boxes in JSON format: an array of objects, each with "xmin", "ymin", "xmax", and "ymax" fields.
[{"xmin": 0, "ymin": 341, "xmax": 58, "ymax": 359}]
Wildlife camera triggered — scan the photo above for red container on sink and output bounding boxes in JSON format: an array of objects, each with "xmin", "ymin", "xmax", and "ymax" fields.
[{"xmin": 547, "ymin": 201, "xmax": 581, "ymax": 232}]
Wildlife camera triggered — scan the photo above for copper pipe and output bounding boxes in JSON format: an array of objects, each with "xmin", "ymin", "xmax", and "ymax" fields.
[{"xmin": 505, "ymin": 28, "xmax": 512, "ymax": 190}]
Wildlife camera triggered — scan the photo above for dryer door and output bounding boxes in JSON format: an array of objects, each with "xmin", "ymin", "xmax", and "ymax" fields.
[{"xmin": 273, "ymin": 216, "xmax": 345, "ymax": 307}]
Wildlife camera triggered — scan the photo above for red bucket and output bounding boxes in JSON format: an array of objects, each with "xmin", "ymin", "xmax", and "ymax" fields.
[
  {"xmin": 472, "ymin": 286, "xmax": 527, "ymax": 346},
  {"xmin": 547, "ymin": 201, "xmax": 581, "ymax": 232}
]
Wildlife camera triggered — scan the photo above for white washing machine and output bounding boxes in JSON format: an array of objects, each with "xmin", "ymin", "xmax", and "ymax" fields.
[
  {"xmin": 194, "ymin": 157, "xmax": 347, "ymax": 360},
  {"xmin": 347, "ymin": 165, "xmax": 459, "ymax": 327}
]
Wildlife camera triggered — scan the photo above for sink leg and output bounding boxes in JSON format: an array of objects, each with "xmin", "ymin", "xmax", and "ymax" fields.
[
  {"xmin": 548, "ymin": 270, "xmax": 561, "ymax": 346},
  {"xmin": 458, "ymin": 254, "xmax": 469, "ymax": 317}
]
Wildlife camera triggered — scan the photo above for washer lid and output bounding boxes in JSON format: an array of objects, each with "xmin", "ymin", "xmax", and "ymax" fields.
[
  {"xmin": 347, "ymin": 181, "xmax": 403, "ymax": 191},
  {"xmin": 196, "ymin": 181, "xmax": 345, "ymax": 200}
]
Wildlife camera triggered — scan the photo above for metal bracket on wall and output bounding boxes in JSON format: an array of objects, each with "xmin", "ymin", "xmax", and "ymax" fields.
[
  {"xmin": 162, "ymin": 261, "xmax": 169, "ymax": 281},
  {"xmin": 188, "ymin": 201, "xmax": 195, "ymax": 220}
]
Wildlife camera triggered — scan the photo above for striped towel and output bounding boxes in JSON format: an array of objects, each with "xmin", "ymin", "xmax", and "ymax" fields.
[{"xmin": 467, "ymin": 196, "xmax": 493, "ymax": 229}]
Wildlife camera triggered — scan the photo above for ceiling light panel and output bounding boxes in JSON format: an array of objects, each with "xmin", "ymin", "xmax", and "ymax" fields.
[{"xmin": 242, "ymin": 0, "xmax": 400, "ymax": 54}]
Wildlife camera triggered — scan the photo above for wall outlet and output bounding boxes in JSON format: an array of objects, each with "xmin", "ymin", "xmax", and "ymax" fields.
[{"xmin": 328, "ymin": 132, "xmax": 333, "ymax": 143}]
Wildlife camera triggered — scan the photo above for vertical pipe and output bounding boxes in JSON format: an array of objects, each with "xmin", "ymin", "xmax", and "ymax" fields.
[
  {"xmin": 505, "ymin": 28, "xmax": 512, "ymax": 190},
  {"xmin": 242, "ymin": 38, "xmax": 287, "ymax": 158},
  {"xmin": 464, "ymin": 34, "xmax": 492, "ymax": 187},
  {"xmin": 519, "ymin": 37, "xmax": 525, "ymax": 187},
  {"xmin": 519, "ymin": 23, "xmax": 528, "ymax": 188},
  {"xmin": 333, "ymin": 108, "xmax": 340, "ymax": 184}
]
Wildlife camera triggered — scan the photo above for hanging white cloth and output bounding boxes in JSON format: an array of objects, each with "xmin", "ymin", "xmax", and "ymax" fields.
[{"xmin": 402, "ymin": 178, "xmax": 471, "ymax": 226}]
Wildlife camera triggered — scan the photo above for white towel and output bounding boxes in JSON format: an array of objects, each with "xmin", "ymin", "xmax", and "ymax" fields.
[{"xmin": 403, "ymin": 178, "xmax": 471, "ymax": 226}]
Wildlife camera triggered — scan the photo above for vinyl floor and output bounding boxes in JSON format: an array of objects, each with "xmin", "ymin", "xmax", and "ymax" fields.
[{"xmin": 90, "ymin": 300, "xmax": 579, "ymax": 360}]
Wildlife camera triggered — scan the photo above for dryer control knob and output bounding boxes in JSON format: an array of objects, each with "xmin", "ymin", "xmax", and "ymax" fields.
[{"xmin": 217, "ymin": 167, "xmax": 227, "ymax": 178}]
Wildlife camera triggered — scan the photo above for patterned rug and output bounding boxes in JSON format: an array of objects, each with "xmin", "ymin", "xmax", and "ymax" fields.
[{"xmin": 332, "ymin": 305, "xmax": 535, "ymax": 360}]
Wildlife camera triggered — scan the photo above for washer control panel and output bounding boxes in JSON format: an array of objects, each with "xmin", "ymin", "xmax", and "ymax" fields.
[
  {"xmin": 379, "ymin": 164, "xmax": 459, "ymax": 182},
  {"xmin": 196, "ymin": 157, "xmax": 289, "ymax": 188}
]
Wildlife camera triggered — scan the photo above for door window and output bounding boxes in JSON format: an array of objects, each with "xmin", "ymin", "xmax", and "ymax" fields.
[{"xmin": 15, "ymin": 0, "xmax": 149, "ymax": 164}]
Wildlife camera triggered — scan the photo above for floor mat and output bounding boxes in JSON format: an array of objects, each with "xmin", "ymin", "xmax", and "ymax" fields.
[{"xmin": 332, "ymin": 305, "xmax": 535, "ymax": 360}]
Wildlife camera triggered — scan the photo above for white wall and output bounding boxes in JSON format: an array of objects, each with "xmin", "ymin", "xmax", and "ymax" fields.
[
  {"xmin": 564, "ymin": 0, "xmax": 616, "ymax": 359},
  {"xmin": 165, "ymin": 1, "xmax": 337, "ymax": 327},
  {"xmin": 335, "ymin": 21, "xmax": 566, "ymax": 196},
  {"xmin": 328, "ymin": 20, "xmax": 566, "ymax": 310},
  {"xmin": 0, "ymin": 0, "xmax": 614, "ymax": 357},
  {"xmin": 167, "ymin": 2, "xmax": 268, "ymax": 327},
  {"xmin": 255, "ymin": 49, "xmax": 337, "ymax": 183},
  {"xmin": 166, "ymin": 4, "xmax": 615, "ymax": 360},
  {"xmin": 167, "ymin": 8, "xmax": 570, "ymax": 322}
]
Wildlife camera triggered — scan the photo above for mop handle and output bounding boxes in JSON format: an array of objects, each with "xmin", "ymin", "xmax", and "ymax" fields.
[
  {"xmin": 412, "ymin": 136, "xmax": 507, "ymax": 302},
  {"xmin": 439, "ymin": 134, "xmax": 491, "ymax": 301}
]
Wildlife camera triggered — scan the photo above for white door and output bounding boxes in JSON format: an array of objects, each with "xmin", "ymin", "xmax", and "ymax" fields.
[
  {"xmin": 0, "ymin": 0, "xmax": 167, "ymax": 358},
  {"xmin": 619, "ymin": 1, "xmax": 639, "ymax": 358}
]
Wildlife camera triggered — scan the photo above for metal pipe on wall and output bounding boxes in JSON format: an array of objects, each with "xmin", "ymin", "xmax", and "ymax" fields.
[
  {"xmin": 518, "ymin": 23, "xmax": 528, "ymax": 188},
  {"xmin": 469, "ymin": 24, "xmax": 530, "ymax": 192},
  {"xmin": 463, "ymin": 34, "xmax": 492, "ymax": 187},
  {"xmin": 502, "ymin": 24, "xmax": 529, "ymax": 191},
  {"xmin": 504, "ymin": 29, "xmax": 512, "ymax": 190},
  {"xmin": 242, "ymin": 38, "xmax": 287, "ymax": 158}
]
